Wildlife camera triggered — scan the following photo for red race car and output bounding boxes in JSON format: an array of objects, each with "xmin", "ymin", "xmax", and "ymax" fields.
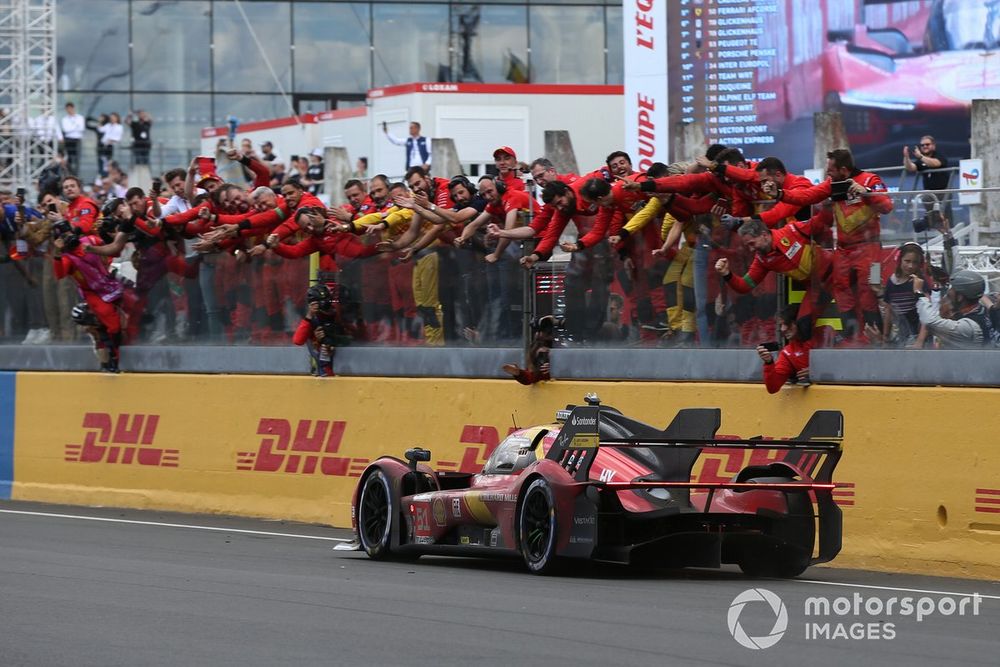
[
  {"xmin": 823, "ymin": 0, "xmax": 1000, "ymax": 146},
  {"xmin": 350, "ymin": 395, "xmax": 844, "ymax": 577}
]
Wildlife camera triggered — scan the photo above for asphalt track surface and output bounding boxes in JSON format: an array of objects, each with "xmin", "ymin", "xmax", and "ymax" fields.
[{"xmin": 1, "ymin": 501, "xmax": 998, "ymax": 667}]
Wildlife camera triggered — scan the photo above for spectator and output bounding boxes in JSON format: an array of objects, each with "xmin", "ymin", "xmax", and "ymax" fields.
[
  {"xmin": 352, "ymin": 156, "xmax": 367, "ymax": 181},
  {"xmin": 60, "ymin": 102, "xmax": 85, "ymax": 175},
  {"xmin": 97, "ymin": 113, "xmax": 122, "ymax": 176},
  {"xmin": 287, "ymin": 155, "xmax": 307, "ymax": 181},
  {"xmin": 106, "ymin": 162, "xmax": 129, "ymax": 199},
  {"xmin": 877, "ymin": 243, "xmax": 929, "ymax": 348},
  {"xmin": 308, "ymin": 150, "xmax": 325, "ymax": 195},
  {"xmin": 915, "ymin": 271, "xmax": 999, "ymax": 348},
  {"xmin": 382, "ymin": 121, "xmax": 430, "ymax": 173},
  {"xmin": 37, "ymin": 151, "xmax": 69, "ymax": 196},
  {"xmin": 903, "ymin": 135, "xmax": 950, "ymax": 191},
  {"xmin": 598, "ymin": 293, "xmax": 629, "ymax": 342},
  {"xmin": 1, "ymin": 193, "xmax": 43, "ymax": 343},
  {"xmin": 260, "ymin": 141, "xmax": 279, "ymax": 163},
  {"xmin": 30, "ymin": 112, "xmax": 62, "ymax": 151},
  {"xmin": 757, "ymin": 305, "xmax": 818, "ymax": 393},
  {"xmin": 126, "ymin": 110, "xmax": 153, "ymax": 166},
  {"xmin": 269, "ymin": 161, "xmax": 286, "ymax": 189}
]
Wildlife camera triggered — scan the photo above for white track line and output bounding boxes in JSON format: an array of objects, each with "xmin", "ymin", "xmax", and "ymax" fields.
[
  {"xmin": 2, "ymin": 509, "xmax": 995, "ymax": 595},
  {"xmin": 0, "ymin": 508, "xmax": 349, "ymax": 542},
  {"xmin": 797, "ymin": 579, "xmax": 1000, "ymax": 600}
]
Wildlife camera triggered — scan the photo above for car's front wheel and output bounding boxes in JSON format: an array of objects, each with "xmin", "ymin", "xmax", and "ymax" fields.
[
  {"xmin": 518, "ymin": 478, "xmax": 561, "ymax": 574},
  {"xmin": 358, "ymin": 470, "xmax": 394, "ymax": 559}
]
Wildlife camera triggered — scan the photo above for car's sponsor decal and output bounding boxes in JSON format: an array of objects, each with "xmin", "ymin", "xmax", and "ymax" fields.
[{"xmin": 432, "ymin": 498, "xmax": 447, "ymax": 526}]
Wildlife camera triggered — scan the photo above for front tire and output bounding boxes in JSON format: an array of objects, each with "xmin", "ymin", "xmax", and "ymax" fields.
[
  {"xmin": 358, "ymin": 470, "xmax": 394, "ymax": 559},
  {"xmin": 518, "ymin": 478, "xmax": 561, "ymax": 574}
]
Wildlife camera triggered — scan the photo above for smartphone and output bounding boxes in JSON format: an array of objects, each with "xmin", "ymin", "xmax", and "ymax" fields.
[
  {"xmin": 291, "ymin": 155, "xmax": 299, "ymax": 163},
  {"xmin": 151, "ymin": 177, "xmax": 162, "ymax": 192},
  {"xmin": 868, "ymin": 262, "xmax": 882, "ymax": 286},
  {"xmin": 47, "ymin": 203, "xmax": 58, "ymax": 213},
  {"xmin": 761, "ymin": 341, "xmax": 782, "ymax": 352},
  {"xmin": 16, "ymin": 187, "xmax": 25, "ymax": 199}
]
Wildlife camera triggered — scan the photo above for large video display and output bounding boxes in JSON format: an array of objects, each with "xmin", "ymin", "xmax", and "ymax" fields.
[{"xmin": 667, "ymin": 0, "xmax": 999, "ymax": 172}]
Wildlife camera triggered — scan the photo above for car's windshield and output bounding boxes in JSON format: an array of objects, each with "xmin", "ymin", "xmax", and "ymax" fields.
[
  {"xmin": 483, "ymin": 435, "xmax": 536, "ymax": 475},
  {"xmin": 940, "ymin": 0, "xmax": 1000, "ymax": 50}
]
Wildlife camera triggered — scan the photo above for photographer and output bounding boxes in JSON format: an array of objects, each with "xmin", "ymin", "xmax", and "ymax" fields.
[
  {"xmin": 757, "ymin": 305, "xmax": 819, "ymax": 393},
  {"xmin": 293, "ymin": 283, "xmax": 359, "ymax": 377},
  {"xmin": 2, "ymin": 189, "xmax": 44, "ymax": 342},
  {"xmin": 501, "ymin": 315, "xmax": 558, "ymax": 385},
  {"xmin": 915, "ymin": 271, "xmax": 999, "ymax": 348},
  {"xmin": 51, "ymin": 220, "xmax": 131, "ymax": 372}
]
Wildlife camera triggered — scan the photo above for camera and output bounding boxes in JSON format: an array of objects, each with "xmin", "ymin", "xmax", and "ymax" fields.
[
  {"xmin": 320, "ymin": 321, "xmax": 345, "ymax": 343},
  {"xmin": 151, "ymin": 177, "xmax": 162, "ymax": 193},
  {"xmin": 51, "ymin": 220, "xmax": 73, "ymax": 237},
  {"xmin": 829, "ymin": 179, "xmax": 851, "ymax": 202},
  {"xmin": 306, "ymin": 283, "xmax": 336, "ymax": 312},
  {"xmin": 531, "ymin": 314, "xmax": 564, "ymax": 333}
]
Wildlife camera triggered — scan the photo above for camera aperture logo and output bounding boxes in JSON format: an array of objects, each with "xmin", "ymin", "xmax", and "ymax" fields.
[
  {"xmin": 727, "ymin": 588, "xmax": 788, "ymax": 650},
  {"xmin": 728, "ymin": 588, "xmax": 984, "ymax": 649}
]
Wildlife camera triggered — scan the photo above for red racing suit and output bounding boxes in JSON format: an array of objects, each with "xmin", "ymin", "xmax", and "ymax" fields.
[
  {"xmin": 724, "ymin": 216, "xmax": 833, "ymax": 320},
  {"xmin": 66, "ymin": 195, "xmax": 99, "ymax": 234},
  {"xmin": 779, "ymin": 172, "xmax": 893, "ymax": 316}
]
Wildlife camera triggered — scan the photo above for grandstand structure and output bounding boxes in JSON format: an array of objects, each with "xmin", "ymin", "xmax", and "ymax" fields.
[{"xmin": 0, "ymin": 0, "xmax": 58, "ymax": 192}]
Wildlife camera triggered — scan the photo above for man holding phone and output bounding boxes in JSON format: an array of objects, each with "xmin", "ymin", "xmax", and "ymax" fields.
[
  {"xmin": 757, "ymin": 305, "xmax": 818, "ymax": 393},
  {"xmin": 772, "ymin": 149, "xmax": 894, "ymax": 341}
]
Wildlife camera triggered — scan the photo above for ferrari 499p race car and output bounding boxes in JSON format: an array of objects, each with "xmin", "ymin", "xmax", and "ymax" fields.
[{"xmin": 350, "ymin": 396, "xmax": 844, "ymax": 577}]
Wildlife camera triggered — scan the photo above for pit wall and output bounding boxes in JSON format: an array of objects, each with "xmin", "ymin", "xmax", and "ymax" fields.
[{"xmin": 4, "ymin": 372, "xmax": 999, "ymax": 581}]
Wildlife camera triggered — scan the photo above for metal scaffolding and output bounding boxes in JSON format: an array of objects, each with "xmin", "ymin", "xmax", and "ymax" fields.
[{"xmin": 0, "ymin": 0, "xmax": 57, "ymax": 193}]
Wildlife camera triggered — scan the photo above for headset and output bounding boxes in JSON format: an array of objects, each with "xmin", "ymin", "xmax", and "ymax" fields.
[
  {"xmin": 448, "ymin": 175, "xmax": 477, "ymax": 197},
  {"xmin": 478, "ymin": 174, "xmax": 505, "ymax": 197}
]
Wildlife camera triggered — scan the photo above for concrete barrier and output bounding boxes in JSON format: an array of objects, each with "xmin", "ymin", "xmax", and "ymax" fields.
[{"xmin": 10, "ymin": 372, "xmax": 1000, "ymax": 580}]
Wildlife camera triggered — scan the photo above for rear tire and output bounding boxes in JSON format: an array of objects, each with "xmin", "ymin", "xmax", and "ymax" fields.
[
  {"xmin": 358, "ymin": 470, "xmax": 394, "ymax": 559},
  {"xmin": 518, "ymin": 478, "xmax": 561, "ymax": 575},
  {"xmin": 737, "ymin": 476, "xmax": 811, "ymax": 578},
  {"xmin": 738, "ymin": 552, "xmax": 809, "ymax": 579}
]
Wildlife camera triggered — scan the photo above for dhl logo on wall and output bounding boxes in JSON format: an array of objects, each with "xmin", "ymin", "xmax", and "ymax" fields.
[
  {"xmin": 6, "ymin": 372, "xmax": 1000, "ymax": 580},
  {"xmin": 65, "ymin": 413, "xmax": 178, "ymax": 467}
]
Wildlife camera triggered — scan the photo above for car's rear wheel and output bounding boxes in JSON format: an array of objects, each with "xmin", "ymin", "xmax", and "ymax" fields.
[
  {"xmin": 358, "ymin": 470, "xmax": 393, "ymax": 559},
  {"xmin": 518, "ymin": 478, "xmax": 561, "ymax": 574},
  {"xmin": 737, "ymin": 476, "xmax": 811, "ymax": 578}
]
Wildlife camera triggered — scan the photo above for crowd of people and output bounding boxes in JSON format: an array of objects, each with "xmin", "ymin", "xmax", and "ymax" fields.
[{"xmin": 0, "ymin": 127, "xmax": 997, "ymax": 380}]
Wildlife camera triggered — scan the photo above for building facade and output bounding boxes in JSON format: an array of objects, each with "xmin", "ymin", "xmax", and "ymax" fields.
[{"xmin": 57, "ymin": 0, "xmax": 623, "ymax": 182}]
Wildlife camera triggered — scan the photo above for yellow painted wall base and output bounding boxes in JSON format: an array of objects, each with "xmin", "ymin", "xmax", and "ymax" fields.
[{"xmin": 15, "ymin": 373, "xmax": 1000, "ymax": 581}]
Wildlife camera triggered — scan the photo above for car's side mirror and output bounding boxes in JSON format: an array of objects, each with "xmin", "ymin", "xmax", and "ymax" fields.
[{"xmin": 405, "ymin": 447, "xmax": 431, "ymax": 470}]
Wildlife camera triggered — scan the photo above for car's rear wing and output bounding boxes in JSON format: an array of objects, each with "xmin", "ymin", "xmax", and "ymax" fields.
[
  {"xmin": 546, "ymin": 397, "xmax": 844, "ymax": 564},
  {"xmin": 546, "ymin": 399, "xmax": 843, "ymax": 485}
]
